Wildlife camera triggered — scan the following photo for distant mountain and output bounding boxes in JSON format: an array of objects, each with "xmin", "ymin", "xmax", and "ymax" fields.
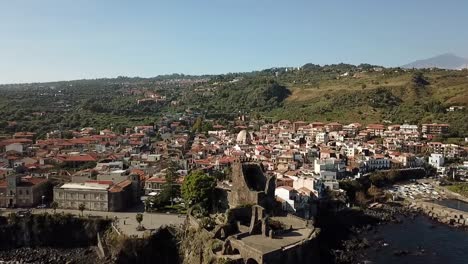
[{"xmin": 402, "ymin": 53, "xmax": 468, "ymax": 70}]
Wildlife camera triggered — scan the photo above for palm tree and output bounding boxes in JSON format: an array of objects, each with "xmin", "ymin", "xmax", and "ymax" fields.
[
  {"xmin": 78, "ymin": 203, "xmax": 86, "ymax": 217},
  {"xmin": 51, "ymin": 201, "xmax": 58, "ymax": 214}
]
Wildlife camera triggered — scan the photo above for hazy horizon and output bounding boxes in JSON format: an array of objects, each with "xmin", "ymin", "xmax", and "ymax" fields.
[{"xmin": 1, "ymin": 0, "xmax": 467, "ymax": 84}]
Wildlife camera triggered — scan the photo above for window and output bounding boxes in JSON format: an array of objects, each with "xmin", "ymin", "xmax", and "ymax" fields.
[
  {"xmin": 19, "ymin": 190, "xmax": 23, "ymax": 195},
  {"xmin": 26, "ymin": 190, "xmax": 29, "ymax": 195}
]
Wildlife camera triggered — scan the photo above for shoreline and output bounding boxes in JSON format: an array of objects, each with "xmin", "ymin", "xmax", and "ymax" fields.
[{"xmin": 331, "ymin": 200, "xmax": 468, "ymax": 264}]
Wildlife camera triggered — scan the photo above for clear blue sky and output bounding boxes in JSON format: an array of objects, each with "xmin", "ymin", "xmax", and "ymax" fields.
[{"xmin": 1, "ymin": 0, "xmax": 467, "ymax": 84}]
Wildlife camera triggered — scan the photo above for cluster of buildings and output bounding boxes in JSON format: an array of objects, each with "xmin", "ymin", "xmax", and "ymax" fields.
[
  {"xmin": 0, "ymin": 114, "xmax": 466, "ymax": 215},
  {"xmin": 187, "ymin": 120, "xmax": 466, "ymax": 214}
]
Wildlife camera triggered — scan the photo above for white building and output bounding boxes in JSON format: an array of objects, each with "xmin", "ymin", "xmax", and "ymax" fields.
[
  {"xmin": 429, "ymin": 153, "xmax": 444, "ymax": 168},
  {"xmin": 5, "ymin": 143, "xmax": 23, "ymax": 154},
  {"xmin": 362, "ymin": 156, "xmax": 391, "ymax": 172},
  {"xmin": 400, "ymin": 124, "xmax": 418, "ymax": 134},
  {"xmin": 292, "ymin": 176, "xmax": 322, "ymax": 197},
  {"xmin": 315, "ymin": 132, "xmax": 329, "ymax": 144},
  {"xmin": 344, "ymin": 146, "xmax": 356, "ymax": 158},
  {"xmin": 275, "ymin": 185, "xmax": 313, "ymax": 213},
  {"xmin": 314, "ymin": 158, "xmax": 346, "ymax": 174},
  {"xmin": 320, "ymin": 171, "xmax": 339, "ymax": 190},
  {"xmin": 275, "ymin": 186, "xmax": 296, "ymax": 212}
]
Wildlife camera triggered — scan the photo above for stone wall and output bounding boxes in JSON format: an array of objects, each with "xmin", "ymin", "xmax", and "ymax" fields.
[
  {"xmin": 228, "ymin": 161, "xmax": 276, "ymax": 210},
  {"xmin": 0, "ymin": 214, "xmax": 110, "ymax": 249},
  {"xmin": 112, "ymin": 226, "xmax": 181, "ymax": 264},
  {"xmin": 227, "ymin": 228, "xmax": 320, "ymax": 264},
  {"xmin": 411, "ymin": 201, "xmax": 468, "ymax": 227}
]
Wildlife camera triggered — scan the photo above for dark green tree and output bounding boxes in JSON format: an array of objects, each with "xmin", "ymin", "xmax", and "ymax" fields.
[
  {"xmin": 162, "ymin": 162, "xmax": 180, "ymax": 206},
  {"xmin": 51, "ymin": 201, "xmax": 58, "ymax": 214},
  {"xmin": 136, "ymin": 213, "xmax": 143, "ymax": 228},
  {"xmin": 78, "ymin": 203, "xmax": 86, "ymax": 217},
  {"xmin": 412, "ymin": 71, "xmax": 429, "ymax": 86},
  {"xmin": 181, "ymin": 170, "xmax": 216, "ymax": 209},
  {"xmin": 192, "ymin": 117, "xmax": 203, "ymax": 133}
]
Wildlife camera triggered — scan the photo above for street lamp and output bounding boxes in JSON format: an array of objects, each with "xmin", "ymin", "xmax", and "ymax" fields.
[{"xmin": 41, "ymin": 195, "xmax": 45, "ymax": 212}]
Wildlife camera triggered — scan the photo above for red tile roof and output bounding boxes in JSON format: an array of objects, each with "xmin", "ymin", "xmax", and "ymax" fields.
[
  {"xmin": 116, "ymin": 179, "xmax": 132, "ymax": 188},
  {"xmin": 0, "ymin": 138, "xmax": 33, "ymax": 146},
  {"xmin": 366, "ymin": 124, "xmax": 385, "ymax": 129},
  {"xmin": 147, "ymin": 177, "xmax": 166, "ymax": 183},
  {"xmin": 63, "ymin": 154, "xmax": 96, "ymax": 162},
  {"xmin": 422, "ymin": 123, "xmax": 449, "ymax": 127},
  {"xmin": 85, "ymin": 180, "xmax": 114, "ymax": 185}
]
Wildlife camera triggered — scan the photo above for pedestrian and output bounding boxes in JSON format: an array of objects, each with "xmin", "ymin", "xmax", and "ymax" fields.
[{"xmin": 124, "ymin": 220, "xmax": 126, "ymax": 225}]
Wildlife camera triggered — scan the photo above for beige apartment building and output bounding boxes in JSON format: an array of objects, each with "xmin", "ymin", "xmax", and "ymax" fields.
[
  {"xmin": 54, "ymin": 181, "xmax": 110, "ymax": 211},
  {"xmin": 53, "ymin": 174, "xmax": 141, "ymax": 212},
  {"xmin": 0, "ymin": 174, "xmax": 48, "ymax": 208}
]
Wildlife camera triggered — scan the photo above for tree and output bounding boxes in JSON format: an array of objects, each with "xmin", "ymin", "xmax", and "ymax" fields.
[
  {"xmin": 368, "ymin": 185, "xmax": 382, "ymax": 203},
  {"xmin": 62, "ymin": 131, "xmax": 74, "ymax": 139},
  {"xmin": 192, "ymin": 117, "xmax": 203, "ymax": 133},
  {"xmin": 212, "ymin": 170, "xmax": 226, "ymax": 181},
  {"xmin": 165, "ymin": 162, "xmax": 178, "ymax": 205},
  {"xmin": 369, "ymin": 171, "xmax": 387, "ymax": 187},
  {"xmin": 136, "ymin": 213, "xmax": 143, "ymax": 227},
  {"xmin": 223, "ymin": 167, "xmax": 232, "ymax": 181},
  {"xmin": 412, "ymin": 72, "xmax": 429, "ymax": 86},
  {"xmin": 181, "ymin": 170, "xmax": 216, "ymax": 209},
  {"xmin": 78, "ymin": 203, "xmax": 86, "ymax": 216},
  {"xmin": 202, "ymin": 122, "xmax": 213, "ymax": 133},
  {"xmin": 51, "ymin": 201, "xmax": 58, "ymax": 214},
  {"xmin": 355, "ymin": 191, "xmax": 368, "ymax": 205}
]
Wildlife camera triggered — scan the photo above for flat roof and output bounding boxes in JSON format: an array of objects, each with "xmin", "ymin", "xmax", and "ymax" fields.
[
  {"xmin": 59, "ymin": 182, "xmax": 109, "ymax": 191},
  {"xmin": 111, "ymin": 169, "xmax": 127, "ymax": 174},
  {"xmin": 233, "ymin": 223, "xmax": 315, "ymax": 254}
]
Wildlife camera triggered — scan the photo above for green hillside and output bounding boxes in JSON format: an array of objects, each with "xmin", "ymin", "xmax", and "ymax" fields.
[
  {"xmin": 0, "ymin": 65, "xmax": 467, "ymax": 140},
  {"xmin": 183, "ymin": 65, "xmax": 468, "ymax": 138}
]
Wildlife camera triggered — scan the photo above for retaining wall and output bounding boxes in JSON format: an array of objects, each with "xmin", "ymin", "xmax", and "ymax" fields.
[{"xmin": 411, "ymin": 200, "xmax": 468, "ymax": 227}]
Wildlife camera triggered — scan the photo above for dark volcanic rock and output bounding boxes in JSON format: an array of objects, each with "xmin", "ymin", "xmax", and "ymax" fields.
[
  {"xmin": 0, "ymin": 247, "xmax": 98, "ymax": 264},
  {"xmin": 327, "ymin": 203, "xmax": 419, "ymax": 264}
]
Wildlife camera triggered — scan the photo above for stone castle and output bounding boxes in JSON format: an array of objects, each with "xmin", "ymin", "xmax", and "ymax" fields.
[{"xmin": 187, "ymin": 159, "xmax": 320, "ymax": 264}]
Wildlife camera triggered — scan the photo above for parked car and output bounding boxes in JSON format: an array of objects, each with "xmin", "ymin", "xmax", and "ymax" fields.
[{"xmin": 17, "ymin": 210, "xmax": 31, "ymax": 217}]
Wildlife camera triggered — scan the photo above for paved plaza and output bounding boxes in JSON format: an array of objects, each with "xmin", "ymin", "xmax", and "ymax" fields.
[{"xmin": 0, "ymin": 207, "xmax": 185, "ymax": 237}]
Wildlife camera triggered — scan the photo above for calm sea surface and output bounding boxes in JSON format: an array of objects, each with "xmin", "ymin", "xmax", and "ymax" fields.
[{"xmin": 362, "ymin": 215, "xmax": 468, "ymax": 264}]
